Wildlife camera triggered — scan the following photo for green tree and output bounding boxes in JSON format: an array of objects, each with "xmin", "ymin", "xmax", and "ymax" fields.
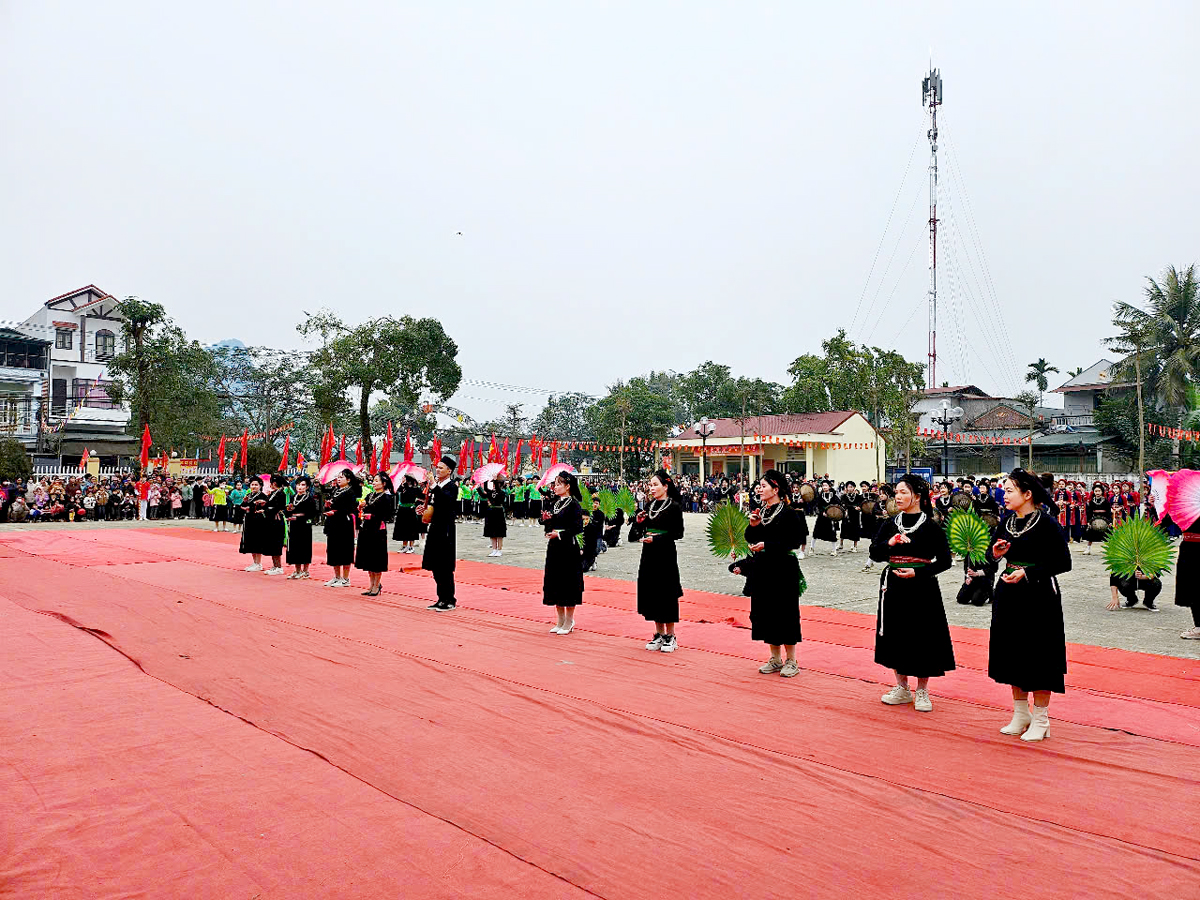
[
  {"xmin": 677, "ymin": 361, "xmax": 734, "ymax": 422},
  {"xmin": 1014, "ymin": 389, "xmax": 1041, "ymax": 468},
  {"xmin": 0, "ymin": 437, "xmax": 32, "ymax": 481},
  {"xmin": 530, "ymin": 393, "xmax": 597, "ymax": 447},
  {"xmin": 1067, "ymin": 367, "xmax": 1084, "ymax": 378},
  {"xmin": 1024, "ymin": 358, "xmax": 1059, "ymax": 410},
  {"xmin": 299, "ymin": 311, "xmax": 462, "ymax": 455},
  {"xmin": 1095, "ymin": 393, "xmax": 1179, "ymax": 470},
  {"xmin": 105, "ymin": 298, "xmax": 225, "ymax": 448},
  {"xmin": 1111, "ymin": 265, "xmax": 1200, "ymax": 468},
  {"xmin": 587, "ymin": 378, "xmax": 676, "ymax": 479},
  {"xmin": 717, "ymin": 377, "xmax": 781, "ymax": 476}
]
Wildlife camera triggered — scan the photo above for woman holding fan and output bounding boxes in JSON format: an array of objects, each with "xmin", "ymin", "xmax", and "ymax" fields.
[
  {"xmin": 392, "ymin": 474, "xmax": 423, "ymax": 554},
  {"xmin": 542, "ymin": 471, "xmax": 585, "ymax": 634},
  {"xmin": 355, "ymin": 472, "xmax": 395, "ymax": 596},
  {"xmin": 868, "ymin": 473, "xmax": 955, "ymax": 713},
  {"xmin": 730, "ymin": 469, "xmax": 804, "ymax": 677},
  {"xmin": 988, "ymin": 468, "xmax": 1072, "ymax": 742}
]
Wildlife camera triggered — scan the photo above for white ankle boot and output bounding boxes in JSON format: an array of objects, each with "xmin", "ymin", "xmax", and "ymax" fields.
[
  {"xmin": 1000, "ymin": 699, "xmax": 1031, "ymax": 735},
  {"xmin": 1020, "ymin": 703, "xmax": 1050, "ymax": 742}
]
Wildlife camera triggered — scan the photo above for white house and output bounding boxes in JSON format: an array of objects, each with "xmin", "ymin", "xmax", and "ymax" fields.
[{"xmin": 15, "ymin": 286, "xmax": 138, "ymax": 460}]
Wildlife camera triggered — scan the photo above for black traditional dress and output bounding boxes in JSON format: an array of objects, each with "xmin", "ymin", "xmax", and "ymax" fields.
[
  {"xmin": 323, "ymin": 486, "xmax": 358, "ymax": 567},
  {"xmin": 259, "ymin": 488, "xmax": 287, "ymax": 557},
  {"xmin": 733, "ymin": 502, "xmax": 803, "ymax": 645},
  {"xmin": 840, "ymin": 491, "xmax": 862, "ymax": 543},
  {"xmin": 813, "ymin": 491, "xmax": 839, "ymax": 543},
  {"xmin": 355, "ymin": 490, "xmax": 394, "ymax": 572},
  {"xmin": 634, "ymin": 499, "xmax": 685, "ymax": 623},
  {"xmin": 1084, "ymin": 498, "xmax": 1112, "ymax": 543},
  {"xmin": 869, "ymin": 512, "xmax": 956, "ymax": 677},
  {"xmin": 542, "ymin": 495, "xmax": 584, "ymax": 607},
  {"xmin": 603, "ymin": 508, "xmax": 625, "ymax": 547},
  {"xmin": 482, "ymin": 481, "xmax": 508, "ymax": 538},
  {"xmin": 1174, "ymin": 520, "xmax": 1199, "ymax": 613},
  {"xmin": 987, "ymin": 511, "xmax": 1072, "ymax": 693},
  {"xmin": 422, "ymin": 478, "xmax": 459, "ymax": 606},
  {"xmin": 582, "ymin": 505, "xmax": 604, "ymax": 569},
  {"xmin": 860, "ymin": 492, "xmax": 879, "ymax": 541},
  {"xmin": 285, "ymin": 492, "xmax": 317, "ymax": 566},
  {"xmin": 934, "ymin": 494, "xmax": 953, "ymax": 524},
  {"xmin": 956, "ymin": 554, "xmax": 997, "ymax": 606},
  {"xmin": 238, "ymin": 489, "xmax": 264, "ymax": 555},
  {"xmin": 392, "ymin": 483, "xmax": 422, "ymax": 542}
]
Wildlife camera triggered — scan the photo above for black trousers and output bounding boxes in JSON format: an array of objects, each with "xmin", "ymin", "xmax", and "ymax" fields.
[
  {"xmin": 1113, "ymin": 576, "xmax": 1163, "ymax": 605},
  {"xmin": 433, "ymin": 567, "xmax": 456, "ymax": 605}
]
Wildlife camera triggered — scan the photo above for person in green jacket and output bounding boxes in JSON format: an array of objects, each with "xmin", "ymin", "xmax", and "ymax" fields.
[{"xmin": 210, "ymin": 483, "xmax": 229, "ymax": 533}]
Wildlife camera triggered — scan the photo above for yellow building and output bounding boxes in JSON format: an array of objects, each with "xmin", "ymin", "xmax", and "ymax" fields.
[{"xmin": 662, "ymin": 412, "xmax": 887, "ymax": 483}]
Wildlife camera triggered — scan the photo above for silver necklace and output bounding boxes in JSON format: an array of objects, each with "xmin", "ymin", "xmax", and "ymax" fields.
[
  {"xmin": 893, "ymin": 511, "xmax": 927, "ymax": 535},
  {"xmin": 1005, "ymin": 509, "xmax": 1041, "ymax": 537},
  {"xmin": 759, "ymin": 500, "xmax": 784, "ymax": 525},
  {"xmin": 648, "ymin": 498, "xmax": 671, "ymax": 519},
  {"xmin": 553, "ymin": 496, "xmax": 572, "ymax": 514}
]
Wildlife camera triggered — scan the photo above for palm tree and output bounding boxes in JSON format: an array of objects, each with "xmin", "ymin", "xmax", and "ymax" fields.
[
  {"xmin": 1105, "ymin": 316, "xmax": 1154, "ymax": 477},
  {"xmin": 1112, "ymin": 264, "xmax": 1200, "ymax": 467},
  {"xmin": 1025, "ymin": 358, "xmax": 1060, "ymax": 410},
  {"xmin": 1067, "ymin": 367, "xmax": 1084, "ymax": 378}
]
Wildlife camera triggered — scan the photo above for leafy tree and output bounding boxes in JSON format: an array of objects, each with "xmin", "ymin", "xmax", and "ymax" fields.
[
  {"xmin": 105, "ymin": 298, "xmax": 225, "ymax": 448},
  {"xmin": 299, "ymin": 311, "xmax": 462, "ymax": 454},
  {"xmin": 1067, "ymin": 367, "xmax": 1084, "ymax": 378},
  {"xmin": 677, "ymin": 361, "xmax": 733, "ymax": 422},
  {"xmin": 717, "ymin": 377, "xmax": 781, "ymax": 476},
  {"xmin": 587, "ymin": 378, "xmax": 676, "ymax": 478},
  {"xmin": 1095, "ymin": 393, "xmax": 1179, "ymax": 470},
  {"xmin": 241, "ymin": 441, "xmax": 283, "ymax": 478},
  {"xmin": 0, "ymin": 437, "xmax": 32, "ymax": 481},
  {"xmin": 210, "ymin": 346, "xmax": 312, "ymax": 445},
  {"xmin": 1024, "ymin": 358, "xmax": 1060, "ymax": 410},
  {"xmin": 1014, "ymin": 389, "xmax": 1041, "ymax": 468},
  {"xmin": 531, "ymin": 393, "xmax": 596, "ymax": 443}
]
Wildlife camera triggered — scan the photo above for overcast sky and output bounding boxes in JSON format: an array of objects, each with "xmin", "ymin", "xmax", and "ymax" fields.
[{"xmin": 3, "ymin": 1, "xmax": 1197, "ymax": 422}]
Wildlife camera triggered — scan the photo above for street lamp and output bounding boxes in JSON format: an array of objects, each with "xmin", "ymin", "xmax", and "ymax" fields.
[
  {"xmin": 931, "ymin": 399, "xmax": 963, "ymax": 478},
  {"xmin": 694, "ymin": 417, "xmax": 715, "ymax": 481}
]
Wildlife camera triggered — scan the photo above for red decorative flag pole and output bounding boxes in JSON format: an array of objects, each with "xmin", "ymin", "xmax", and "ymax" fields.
[
  {"xmin": 296, "ymin": 452, "xmax": 306, "ymax": 471},
  {"xmin": 139, "ymin": 424, "xmax": 152, "ymax": 470},
  {"xmin": 355, "ymin": 440, "xmax": 363, "ymax": 465},
  {"xmin": 278, "ymin": 434, "xmax": 290, "ymax": 471},
  {"xmin": 216, "ymin": 435, "xmax": 227, "ymax": 474},
  {"xmin": 239, "ymin": 428, "xmax": 249, "ymax": 471},
  {"xmin": 338, "ymin": 434, "xmax": 346, "ymax": 461},
  {"xmin": 404, "ymin": 429, "xmax": 414, "ymax": 464}
]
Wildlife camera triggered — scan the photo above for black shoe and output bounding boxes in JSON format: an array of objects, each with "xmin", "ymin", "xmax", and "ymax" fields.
[
  {"xmin": 427, "ymin": 600, "xmax": 442, "ymax": 609},
  {"xmin": 431, "ymin": 601, "xmax": 456, "ymax": 611},
  {"xmin": 1122, "ymin": 599, "xmax": 1138, "ymax": 609},
  {"xmin": 1144, "ymin": 601, "xmax": 1159, "ymax": 611}
]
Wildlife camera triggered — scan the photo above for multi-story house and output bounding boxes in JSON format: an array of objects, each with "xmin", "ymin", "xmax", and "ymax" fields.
[{"xmin": 15, "ymin": 286, "xmax": 138, "ymax": 462}]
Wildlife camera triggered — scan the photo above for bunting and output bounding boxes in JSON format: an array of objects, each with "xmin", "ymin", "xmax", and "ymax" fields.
[{"xmin": 1148, "ymin": 423, "xmax": 1200, "ymax": 442}]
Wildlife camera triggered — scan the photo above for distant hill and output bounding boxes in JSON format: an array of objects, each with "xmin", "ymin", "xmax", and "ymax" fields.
[{"xmin": 212, "ymin": 338, "xmax": 247, "ymax": 350}]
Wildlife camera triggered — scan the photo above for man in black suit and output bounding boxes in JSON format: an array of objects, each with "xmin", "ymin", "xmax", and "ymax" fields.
[{"xmin": 420, "ymin": 455, "xmax": 459, "ymax": 611}]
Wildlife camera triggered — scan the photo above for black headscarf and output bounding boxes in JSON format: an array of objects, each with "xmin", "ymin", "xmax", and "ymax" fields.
[
  {"xmin": 555, "ymin": 471, "xmax": 583, "ymax": 502},
  {"xmin": 1008, "ymin": 468, "xmax": 1049, "ymax": 505},
  {"xmin": 760, "ymin": 469, "xmax": 790, "ymax": 504},
  {"xmin": 897, "ymin": 473, "xmax": 933, "ymax": 514}
]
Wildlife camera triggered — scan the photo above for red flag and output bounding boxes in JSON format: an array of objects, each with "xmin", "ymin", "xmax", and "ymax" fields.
[
  {"xmin": 513, "ymin": 439, "xmax": 523, "ymax": 476},
  {"xmin": 296, "ymin": 452, "xmax": 306, "ymax": 471},
  {"xmin": 457, "ymin": 440, "xmax": 469, "ymax": 475},
  {"xmin": 319, "ymin": 426, "xmax": 331, "ymax": 468},
  {"xmin": 278, "ymin": 434, "xmax": 290, "ymax": 471},
  {"xmin": 488, "ymin": 433, "xmax": 499, "ymax": 463},
  {"xmin": 500, "ymin": 438, "xmax": 509, "ymax": 470},
  {"xmin": 240, "ymin": 429, "xmax": 249, "ymax": 470},
  {"xmin": 369, "ymin": 442, "xmax": 378, "ymax": 475},
  {"xmin": 431, "ymin": 436, "xmax": 442, "ymax": 468},
  {"xmin": 139, "ymin": 424, "xmax": 152, "ymax": 470},
  {"xmin": 380, "ymin": 422, "xmax": 393, "ymax": 470},
  {"xmin": 79, "ymin": 448, "xmax": 90, "ymax": 470},
  {"xmin": 216, "ymin": 435, "xmax": 227, "ymax": 474},
  {"xmin": 404, "ymin": 429, "xmax": 413, "ymax": 463},
  {"xmin": 338, "ymin": 434, "xmax": 346, "ymax": 460},
  {"xmin": 355, "ymin": 440, "xmax": 363, "ymax": 465},
  {"xmin": 550, "ymin": 441, "xmax": 558, "ymax": 466}
]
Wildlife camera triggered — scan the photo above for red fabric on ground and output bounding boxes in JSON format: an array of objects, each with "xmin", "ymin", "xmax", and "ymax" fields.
[
  {"xmin": 1, "ymin": 530, "xmax": 1198, "ymax": 898},
  {"xmin": 0, "ymin": 598, "xmax": 589, "ymax": 899}
]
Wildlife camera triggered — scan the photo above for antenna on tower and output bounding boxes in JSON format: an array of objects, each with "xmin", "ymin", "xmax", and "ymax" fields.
[{"xmin": 922, "ymin": 66, "xmax": 943, "ymax": 388}]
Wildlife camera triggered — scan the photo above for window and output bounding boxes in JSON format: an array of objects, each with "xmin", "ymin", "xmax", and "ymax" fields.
[
  {"xmin": 95, "ymin": 330, "xmax": 116, "ymax": 360},
  {"xmin": 56, "ymin": 328, "xmax": 73, "ymax": 350}
]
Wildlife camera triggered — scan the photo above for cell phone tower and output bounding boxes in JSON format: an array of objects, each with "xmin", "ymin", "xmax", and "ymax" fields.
[{"xmin": 922, "ymin": 66, "xmax": 943, "ymax": 388}]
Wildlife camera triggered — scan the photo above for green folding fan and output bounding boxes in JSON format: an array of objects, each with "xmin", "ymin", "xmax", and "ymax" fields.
[
  {"xmin": 707, "ymin": 501, "xmax": 750, "ymax": 560},
  {"xmin": 615, "ymin": 486, "xmax": 637, "ymax": 517},
  {"xmin": 1103, "ymin": 516, "xmax": 1175, "ymax": 579},
  {"xmin": 945, "ymin": 509, "xmax": 992, "ymax": 566},
  {"xmin": 598, "ymin": 489, "xmax": 618, "ymax": 520}
]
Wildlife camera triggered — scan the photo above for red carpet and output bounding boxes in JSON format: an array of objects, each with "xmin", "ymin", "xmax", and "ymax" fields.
[{"xmin": 1, "ymin": 528, "xmax": 1197, "ymax": 899}]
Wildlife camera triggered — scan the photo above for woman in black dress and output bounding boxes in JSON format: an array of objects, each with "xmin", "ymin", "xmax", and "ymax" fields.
[
  {"xmin": 869, "ymin": 473, "xmax": 955, "ymax": 713},
  {"xmin": 632, "ymin": 469, "xmax": 685, "ymax": 653},
  {"xmin": 482, "ymin": 478, "xmax": 508, "ymax": 557},
  {"xmin": 813, "ymin": 481, "xmax": 840, "ymax": 556},
  {"xmin": 322, "ymin": 468, "xmax": 359, "ymax": 588},
  {"xmin": 542, "ymin": 471, "xmax": 585, "ymax": 634},
  {"xmin": 957, "ymin": 549, "xmax": 997, "ymax": 606},
  {"xmin": 730, "ymin": 469, "xmax": 804, "ymax": 677},
  {"xmin": 257, "ymin": 475, "xmax": 288, "ymax": 575},
  {"xmin": 1083, "ymin": 482, "xmax": 1112, "ymax": 555},
  {"xmin": 1178, "ymin": 518, "xmax": 1200, "ymax": 640},
  {"xmin": 238, "ymin": 477, "xmax": 266, "ymax": 571},
  {"xmin": 355, "ymin": 472, "xmax": 395, "ymax": 596},
  {"xmin": 392, "ymin": 475, "xmax": 423, "ymax": 554},
  {"xmin": 988, "ymin": 468, "xmax": 1072, "ymax": 742},
  {"xmin": 839, "ymin": 482, "xmax": 863, "ymax": 553},
  {"xmin": 604, "ymin": 506, "xmax": 625, "ymax": 547},
  {"xmin": 285, "ymin": 475, "xmax": 318, "ymax": 579}
]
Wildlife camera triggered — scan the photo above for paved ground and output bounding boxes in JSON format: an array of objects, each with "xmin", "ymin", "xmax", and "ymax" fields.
[{"xmin": 4, "ymin": 513, "xmax": 1196, "ymax": 659}]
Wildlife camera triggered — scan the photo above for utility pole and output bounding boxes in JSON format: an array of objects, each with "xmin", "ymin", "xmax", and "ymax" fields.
[{"xmin": 922, "ymin": 67, "xmax": 943, "ymax": 389}]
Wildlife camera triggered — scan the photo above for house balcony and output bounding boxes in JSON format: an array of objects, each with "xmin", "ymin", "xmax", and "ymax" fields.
[
  {"xmin": 1048, "ymin": 414, "xmax": 1095, "ymax": 428},
  {"xmin": 47, "ymin": 396, "xmax": 130, "ymax": 427}
]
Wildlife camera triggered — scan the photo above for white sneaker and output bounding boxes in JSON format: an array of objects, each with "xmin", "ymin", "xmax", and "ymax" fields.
[
  {"xmin": 495, "ymin": 550, "xmax": 502, "ymax": 557},
  {"xmin": 914, "ymin": 688, "xmax": 933, "ymax": 712},
  {"xmin": 336, "ymin": 579, "xmax": 351, "ymax": 587},
  {"xmin": 245, "ymin": 563, "xmax": 263, "ymax": 572},
  {"xmin": 881, "ymin": 685, "xmax": 914, "ymax": 705},
  {"xmin": 297, "ymin": 572, "xmax": 310, "ymax": 580},
  {"xmin": 645, "ymin": 633, "xmax": 664, "ymax": 651},
  {"xmin": 851, "ymin": 546, "xmax": 859, "ymax": 553},
  {"xmin": 324, "ymin": 578, "xmax": 340, "ymax": 586},
  {"xmin": 264, "ymin": 567, "xmax": 284, "ymax": 575},
  {"xmin": 659, "ymin": 634, "xmax": 677, "ymax": 653},
  {"xmin": 285, "ymin": 572, "xmax": 299, "ymax": 579}
]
